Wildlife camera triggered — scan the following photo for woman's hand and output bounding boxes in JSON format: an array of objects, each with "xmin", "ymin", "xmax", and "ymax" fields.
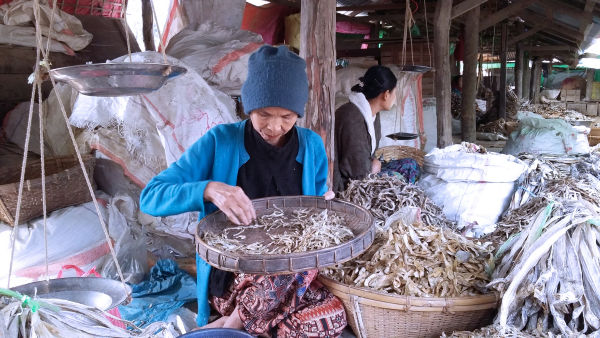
[
  {"xmin": 323, "ymin": 191, "xmax": 335, "ymax": 200},
  {"xmin": 371, "ymin": 158, "xmax": 382, "ymax": 174},
  {"xmin": 204, "ymin": 182, "xmax": 256, "ymax": 225}
]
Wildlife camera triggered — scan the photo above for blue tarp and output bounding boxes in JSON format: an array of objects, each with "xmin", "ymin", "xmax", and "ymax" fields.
[{"xmin": 119, "ymin": 259, "xmax": 196, "ymax": 328}]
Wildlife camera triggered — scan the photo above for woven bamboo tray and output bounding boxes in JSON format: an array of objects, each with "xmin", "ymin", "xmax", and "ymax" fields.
[
  {"xmin": 374, "ymin": 145, "xmax": 426, "ymax": 167},
  {"xmin": 319, "ymin": 276, "xmax": 498, "ymax": 338},
  {"xmin": 196, "ymin": 196, "xmax": 375, "ymax": 274},
  {"xmin": 0, "ymin": 155, "xmax": 95, "ymax": 226}
]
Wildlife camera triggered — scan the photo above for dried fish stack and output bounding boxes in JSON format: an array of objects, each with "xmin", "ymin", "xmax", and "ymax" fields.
[
  {"xmin": 521, "ymin": 103, "xmax": 589, "ymax": 121},
  {"xmin": 322, "ymin": 217, "xmax": 493, "ymax": 297},
  {"xmin": 442, "ymin": 324, "xmax": 545, "ymax": 338},
  {"xmin": 507, "ymin": 89, "xmax": 519, "ymax": 117},
  {"xmin": 340, "ymin": 174, "xmax": 455, "ymax": 230},
  {"xmin": 482, "ymin": 173, "xmax": 600, "ymax": 336},
  {"xmin": 202, "ymin": 208, "xmax": 354, "ymax": 255},
  {"xmin": 0, "ymin": 294, "xmax": 175, "ymax": 337}
]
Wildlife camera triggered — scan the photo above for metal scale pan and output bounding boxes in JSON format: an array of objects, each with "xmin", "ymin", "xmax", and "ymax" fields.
[
  {"xmin": 11, "ymin": 277, "xmax": 131, "ymax": 311},
  {"xmin": 386, "ymin": 132, "xmax": 419, "ymax": 141},
  {"xmin": 49, "ymin": 63, "xmax": 187, "ymax": 97},
  {"xmin": 196, "ymin": 196, "xmax": 375, "ymax": 275}
]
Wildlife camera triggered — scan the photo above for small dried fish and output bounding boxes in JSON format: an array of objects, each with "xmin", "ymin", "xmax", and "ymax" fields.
[
  {"xmin": 322, "ymin": 215, "xmax": 493, "ymax": 298},
  {"xmin": 202, "ymin": 208, "xmax": 354, "ymax": 255},
  {"xmin": 0, "ymin": 295, "xmax": 175, "ymax": 337},
  {"xmin": 340, "ymin": 174, "xmax": 455, "ymax": 230}
]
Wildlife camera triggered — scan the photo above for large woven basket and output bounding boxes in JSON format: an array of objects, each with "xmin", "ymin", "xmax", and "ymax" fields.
[
  {"xmin": 0, "ymin": 155, "xmax": 95, "ymax": 226},
  {"xmin": 319, "ymin": 276, "xmax": 498, "ymax": 338},
  {"xmin": 374, "ymin": 145, "xmax": 426, "ymax": 167}
]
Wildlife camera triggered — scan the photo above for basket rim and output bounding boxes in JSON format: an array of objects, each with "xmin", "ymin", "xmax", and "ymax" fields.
[
  {"xmin": 318, "ymin": 275, "xmax": 499, "ymax": 310},
  {"xmin": 196, "ymin": 196, "xmax": 376, "ymax": 274},
  {"xmin": 0, "ymin": 155, "xmax": 95, "ymax": 189}
]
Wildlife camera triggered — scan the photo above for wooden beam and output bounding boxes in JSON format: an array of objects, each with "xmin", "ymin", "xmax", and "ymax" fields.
[
  {"xmin": 507, "ymin": 24, "xmax": 546, "ymax": 46},
  {"xmin": 541, "ymin": 0, "xmax": 593, "ymax": 26},
  {"xmin": 300, "ymin": 0, "xmax": 336, "ymax": 187},
  {"xmin": 586, "ymin": 69, "xmax": 594, "ymax": 100},
  {"xmin": 531, "ymin": 59, "xmax": 542, "ymax": 103},
  {"xmin": 515, "ymin": 43, "xmax": 524, "ymax": 98},
  {"xmin": 585, "ymin": 0, "xmax": 597, "ymax": 12},
  {"xmin": 479, "ymin": 0, "xmax": 539, "ymax": 31},
  {"xmin": 461, "ymin": 5, "xmax": 479, "ymax": 142},
  {"xmin": 523, "ymin": 53, "xmax": 531, "ymax": 100},
  {"xmin": 523, "ymin": 45, "xmax": 577, "ymax": 52},
  {"xmin": 451, "ymin": 0, "xmax": 488, "ymax": 19},
  {"xmin": 336, "ymin": 4, "xmax": 404, "ymax": 11},
  {"xmin": 499, "ymin": 23, "xmax": 508, "ymax": 119},
  {"xmin": 434, "ymin": 0, "xmax": 453, "ymax": 148},
  {"xmin": 519, "ymin": 10, "xmax": 584, "ymax": 43},
  {"xmin": 141, "ymin": 0, "xmax": 155, "ymax": 51}
]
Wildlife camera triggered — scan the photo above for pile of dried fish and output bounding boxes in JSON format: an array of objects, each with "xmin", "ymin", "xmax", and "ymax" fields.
[
  {"xmin": 0, "ymin": 292, "xmax": 175, "ymax": 337},
  {"xmin": 477, "ymin": 118, "xmax": 519, "ymax": 136},
  {"xmin": 322, "ymin": 214, "xmax": 493, "ymax": 297},
  {"xmin": 487, "ymin": 197, "xmax": 600, "ymax": 336},
  {"xmin": 521, "ymin": 103, "xmax": 589, "ymax": 121},
  {"xmin": 507, "ymin": 88, "xmax": 520, "ymax": 117},
  {"xmin": 340, "ymin": 174, "xmax": 455, "ymax": 230},
  {"xmin": 202, "ymin": 208, "xmax": 354, "ymax": 255},
  {"xmin": 442, "ymin": 324, "xmax": 545, "ymax": 338}
]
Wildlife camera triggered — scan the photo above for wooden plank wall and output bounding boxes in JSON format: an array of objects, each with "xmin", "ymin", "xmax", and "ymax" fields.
[{"xmin": 380, "ymin": 42, "xmax": 435, "ymax": 97}]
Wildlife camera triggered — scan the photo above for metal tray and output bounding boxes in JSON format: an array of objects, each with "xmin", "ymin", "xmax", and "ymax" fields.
[
  {"xmin": 11, "ymin": 277, "xmax": 131, "ymax": 310},
  {"xmin": 196, "ymin": 196, "xmax": 375, "ymax": 275},
  {"xmin": 49, "ymin": 63, "xmax": 187, "ymax": 97},
  {"xmin": 386, "ymin": 132, "xmax": 419, "ymax": 140},
  {"xmin": 396, "ymin": 65, "xmax": 432, "ymax": 73}
]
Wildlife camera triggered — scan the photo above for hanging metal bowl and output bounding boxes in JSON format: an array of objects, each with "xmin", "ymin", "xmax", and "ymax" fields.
[
  {"xmin": 395, "ymin": 65, "xmax": 432, "ymax": 73},
  {"xmin": 386, "ymin": 132, "xmax": 419, "ymax": 140},
  {"xmin": 11, "ymin": 277, "xmax": 131, "ymax": 311},
  {"xmin": 49, "ymin": 63, "xmax": 187, "ymax": 97}
]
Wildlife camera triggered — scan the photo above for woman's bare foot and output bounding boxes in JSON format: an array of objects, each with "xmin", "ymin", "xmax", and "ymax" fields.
[
  {"xmin": 223, "ymin": 305, "xmax": 244, "ymax": 330},
  {"xmin": 199, "ymin": 315, "xmax": 229, "ymax": 329}
]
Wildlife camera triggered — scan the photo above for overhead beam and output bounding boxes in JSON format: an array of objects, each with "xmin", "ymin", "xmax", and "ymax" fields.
[
  {"xmin": 540, "ymin": 0, "xmax": 593, "ymax": 26},
  {"xmin": 479, "ymin": 0, "xmax": 539, "ymax": 31},
  {"xmin": 507, "ymin": 24, "xmax": 546, "ymax": 46},
  {"xmin": 451, "ymin": 0, "xmax": 488, "ymax": 19},
  {"xmin": 523, "ymin": 45, "xmax": 577, "ymax": 52},
  {"xmin": 336, "ymin": 4, "xmax": 404, "ymax": 11},
  {"xmin": 519, "ymin": 10, "xmax": 584, "ymax": 43},
  {"xmin": 584, "ymin": 0, "xmax": 597, "ymax": 12}
]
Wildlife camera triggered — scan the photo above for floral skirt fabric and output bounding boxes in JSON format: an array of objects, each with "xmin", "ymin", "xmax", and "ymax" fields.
[
  {"xmin": 381, "ymin": 158, "xmax": 421, "ymax": 183},
  {"xmin": 211, "ymin": 270, "xmax": 347, "ymax": 337}
]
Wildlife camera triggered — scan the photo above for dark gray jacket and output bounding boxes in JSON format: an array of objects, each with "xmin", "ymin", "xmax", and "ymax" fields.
[{"xmin": 333, "ymin": 101, "xmax": 381, "ymax": 192}]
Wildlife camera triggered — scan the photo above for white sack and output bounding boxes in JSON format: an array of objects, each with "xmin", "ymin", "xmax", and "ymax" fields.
[
  {"xmin": 0, "ymin": 0, "xmax": 92, "ymax": 54},
  {"xmin": 70, "ymin": 51, "xmax": 238, "ymax": 168},
  {"xmin": 166, "ymin": 21, "xmax": 263, "ymax": 96},
  {"xmin": 0, "ymin": 200, "xmax": 110, "ymax": 287}
]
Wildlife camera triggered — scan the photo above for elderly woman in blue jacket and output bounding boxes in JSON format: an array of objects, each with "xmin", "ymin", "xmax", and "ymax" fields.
[{"xmin": 140, "ymin": 45, "xmax": 347, "ymax": 337}]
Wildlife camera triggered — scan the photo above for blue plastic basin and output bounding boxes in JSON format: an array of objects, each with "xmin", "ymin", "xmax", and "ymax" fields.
[{"xmin": 178, "ymin": 328, "xmax": 254, "ymax": 338}]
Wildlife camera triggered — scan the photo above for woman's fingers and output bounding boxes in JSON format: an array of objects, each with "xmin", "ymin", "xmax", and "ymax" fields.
[
  {"xmin": 205, "ymin": 182, "xmax": 256, "ymax": 225},
  {"xmin": 323, "ymin": 191, "xmax": 335, "ymax": 200}
]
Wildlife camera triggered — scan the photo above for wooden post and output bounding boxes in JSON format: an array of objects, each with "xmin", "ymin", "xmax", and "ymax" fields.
[
  {"xmin": 141, "ymin": 0, "xmax": 155, "ymax": 51},
  {"xmin": 434, "ymin": 0, "xmax": 453, "ymax": 148},
  {"xmin": 461, "ymin": 5, "xmax": 479, "ymax": 142},
  {"xmin": 531, "ymin": 59, "xmax": 542, "ymax": 103},
  {"xmin": 523, "ymin": 54, "xmax": 531, "ymax": 100},
  {"xmin": 586, "ymin": 68, "xmax": 594, "ymax": 101},
  {"xmin": 498, "ymin": 23, "xmax": 507, "ymax": 119},
  {"xmin": 515, "ymin": 43, "xmax": 524, "ymax": 99},
  {"xmin": 300, "ymin": 0, "xmax": 336, "ymax": 187}
]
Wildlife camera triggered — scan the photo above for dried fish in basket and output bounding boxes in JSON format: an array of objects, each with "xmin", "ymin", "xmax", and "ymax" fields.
[
  {"xmin": 322, "ymin": 210, "xmax": 493, "ymax": 298},
  {"xmin": 0, "ymin": 289, "xmax": 176, "ymax": 337},
  {"xmin": 340, "ymin": 174, "xmax": 455, "ymax": 230},
  {"xmin": 201, "ymin": 207, "xmax": 354, "ymax": 255}
]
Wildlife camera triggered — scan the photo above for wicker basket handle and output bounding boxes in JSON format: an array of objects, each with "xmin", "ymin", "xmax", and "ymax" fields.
[{"xmin": 351, "ymin": 294, "xmax": 368, "ymax": 338}]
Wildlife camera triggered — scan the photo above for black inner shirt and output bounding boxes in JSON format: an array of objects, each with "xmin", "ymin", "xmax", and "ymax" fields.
[{"xmin": 208, "ymin": 119, "xmax": 303, "ymax": 297}]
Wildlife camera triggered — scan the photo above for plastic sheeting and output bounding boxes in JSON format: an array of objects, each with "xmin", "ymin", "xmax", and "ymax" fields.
[
  {"xmin": 503, "ymin": 111, "xmax": 590, "ymax": 156},
  {"xmin": 119, "ymin": 259, "xmax": 196, "ymax": 328}
]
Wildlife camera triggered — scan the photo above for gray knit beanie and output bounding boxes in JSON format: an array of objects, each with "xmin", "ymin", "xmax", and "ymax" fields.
[{"xmin": 241, "ymin": 45, "xmax": 308, "ymax": 117}]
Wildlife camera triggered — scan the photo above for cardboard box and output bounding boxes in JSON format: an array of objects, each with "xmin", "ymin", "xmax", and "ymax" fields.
[
  {"xmin": 561, "ymin": 89, "xmax": 581, "ymax": 102},
  {"xmin": 566, "ymin": 102, "xmax": 586, "ymax": 114},
  {"xmin": 586, "ymin": 102, "xmax": 598, "ymax": 116}
]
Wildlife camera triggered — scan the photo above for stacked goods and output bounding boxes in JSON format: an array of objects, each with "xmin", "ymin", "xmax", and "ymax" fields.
[{"xmin": 521, "ymin": 103, "xmax": 589, "ymax": 122}]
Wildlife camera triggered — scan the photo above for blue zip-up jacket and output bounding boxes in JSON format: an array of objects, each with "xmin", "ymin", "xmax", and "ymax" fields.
[{"xmin": 139, "ymin": 120, "xmax": 328, "ymax": 326}]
